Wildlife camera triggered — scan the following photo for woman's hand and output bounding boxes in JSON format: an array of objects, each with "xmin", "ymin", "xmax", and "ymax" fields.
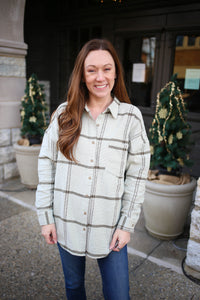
[
  {"xmin": 41, "ymin": 224, "xmax": 57, "ymax": 244},
  {"xmin": 109, "ymin": 229, "xmax": 130, "ymax": 252}
]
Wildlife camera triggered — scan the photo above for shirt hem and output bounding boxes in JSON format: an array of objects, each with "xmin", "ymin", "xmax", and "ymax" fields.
[{"xmin": 58, "ymin": 241, "xmax": 112, "ymax": 259}]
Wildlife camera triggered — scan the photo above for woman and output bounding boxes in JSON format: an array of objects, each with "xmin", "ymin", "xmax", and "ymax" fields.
[{"xmin": 36, "ymin": 39, "xmax": 150, "ymax": 300}]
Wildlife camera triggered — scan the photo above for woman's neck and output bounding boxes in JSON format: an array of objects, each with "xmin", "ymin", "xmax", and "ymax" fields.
[{"xmin": 87, "ymin": 96, "xmax": 113, "ymax": 120}]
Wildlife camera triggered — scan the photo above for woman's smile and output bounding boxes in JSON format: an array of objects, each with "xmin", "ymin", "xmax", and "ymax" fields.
[{"xmin": 95, "ymin": 84, "xmax": 108, "ymax": 88}]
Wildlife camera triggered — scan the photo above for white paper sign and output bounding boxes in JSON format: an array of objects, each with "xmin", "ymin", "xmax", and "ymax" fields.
[
  {"xmin": 184, "ymin": 69, "xmax": 200, "ymax": 90},
  {"xmin": 132, "ymin": 63, "xmax": 146, "ymax": 83}
]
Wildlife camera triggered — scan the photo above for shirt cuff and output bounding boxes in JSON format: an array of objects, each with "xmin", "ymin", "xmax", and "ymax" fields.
[
  {"xmin": 117, "ymin": 215, "xmax": 136, "ymax": 233},
  {"xmin": 37, "ymin": 209, "xmax": 55, "ymax": 226}
]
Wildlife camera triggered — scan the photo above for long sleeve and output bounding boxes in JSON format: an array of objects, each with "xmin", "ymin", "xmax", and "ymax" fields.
[
  {"xmin": 117, "ymin": 108, "xmax": 150, "ymax": 232},
  {"xmin": 35, "ymin": 111, "xmax": 59, "ymax": 226}
]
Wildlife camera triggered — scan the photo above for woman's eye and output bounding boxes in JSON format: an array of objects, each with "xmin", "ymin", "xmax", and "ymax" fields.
[
  {"xmin": 105, "ymin": 68, "xmax": 111, "ymax": 71},
  {"xmin": 88, "ymin": 69, "xmax": 95, "ymax": 73}
]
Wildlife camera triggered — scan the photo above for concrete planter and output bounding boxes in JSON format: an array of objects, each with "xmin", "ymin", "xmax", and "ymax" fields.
[
  {"xmin": 14, "ymin": 143, "xmax": 40, "ymax": 189},
  {"xmin": 143, "ymin": 177, "xmax": 197, "ymax": 240}
]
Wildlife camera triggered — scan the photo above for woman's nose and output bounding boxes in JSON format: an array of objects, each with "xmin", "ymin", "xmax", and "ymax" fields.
[{"xmin": 96, "ymin": 70, "xmax": 105, "ymax": 81}]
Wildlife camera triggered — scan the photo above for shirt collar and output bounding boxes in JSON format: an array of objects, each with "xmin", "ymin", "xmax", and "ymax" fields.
[
  {"xmin": 106, "ymin": 97, "xmax": 120, "ymax": 119},
  {"xmin": 84, "ymin": 97, "xmax": 120, "ymax": 119},
  {"xmin": 84, "ymin": 104, "xmax": 90, "ymax": 113}
]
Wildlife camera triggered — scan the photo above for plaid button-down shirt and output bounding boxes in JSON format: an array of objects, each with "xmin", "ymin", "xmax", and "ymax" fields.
[{"xmin": 36, "ymin": 97, "xmax": 150, "ymax": 258}]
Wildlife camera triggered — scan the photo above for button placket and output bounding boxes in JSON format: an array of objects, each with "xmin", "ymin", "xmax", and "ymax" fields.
[
  {"xmin": 96, "ymin": 117, "xmax": 101, "ymax": 134},
  {"xmin": 90, "ymin": 140, "xmax": 95, "ymax": 164},
  {"xmin": 88, "ymin": 137, "xmax": 96, "ymax": 179},
  {"xmin": 96, "ymin": 114, "xmax": 104, "ymax": 141},
  {"xmin": 85, "ymin": 121, "xmax": 97, "ymax": 233},
  {"xmin": 90, "ymin": 120, "xmax": 96, "ymax": 167}
]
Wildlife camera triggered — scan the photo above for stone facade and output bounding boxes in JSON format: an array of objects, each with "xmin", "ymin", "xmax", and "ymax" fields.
[
  {"xmin": 0, "ymin": 128, "xmax": 21, "ymax": 182},
  {"xmin": 0, "ymin": 0, "xmax": 27, "ymax": 182},
  {"xmin": 0, "ymin": 56, "xmax": 25, "ymax": 77},
  {"xmin": 185, "ymin": 178, "xmax": 200, "ymax": 279}
]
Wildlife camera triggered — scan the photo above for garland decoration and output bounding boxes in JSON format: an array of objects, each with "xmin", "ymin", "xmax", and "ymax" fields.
[
  {"xmin": 20, "ymin": 74, "xmax": 48, "ymax": 144},
  {"xmin": 149, "ymin": 74, "xmax": 194, "ymax": 174}
]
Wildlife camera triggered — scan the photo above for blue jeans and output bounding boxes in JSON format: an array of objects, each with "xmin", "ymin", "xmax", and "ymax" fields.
[{"xmin": 57, "ymin": 243, "xmax": 130, "ymax": 300}]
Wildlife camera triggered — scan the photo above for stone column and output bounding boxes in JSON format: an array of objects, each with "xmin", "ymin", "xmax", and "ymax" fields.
[
  {"xmin": 0, "ymin": 0, "xmax": 27, "ymax": 182},
  {"xmin": 185, "ymin": 178, "xmax": 200, "ymax": 280}
]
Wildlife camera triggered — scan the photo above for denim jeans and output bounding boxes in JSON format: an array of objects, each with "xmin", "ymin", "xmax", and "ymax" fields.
[{"xmin": 57, "ymin": 243, "xmax": 130, "ymax": 300}]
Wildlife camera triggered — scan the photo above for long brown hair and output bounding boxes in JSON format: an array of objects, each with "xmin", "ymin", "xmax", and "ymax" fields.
[{"xmin": 58, "ymin": 39, "xmax": 131, "ymax": 161}]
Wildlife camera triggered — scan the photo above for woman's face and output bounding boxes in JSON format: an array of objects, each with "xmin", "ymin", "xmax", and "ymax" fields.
[{"xmin": 83, "ymin": 50, "xmax": 116, "ymax": 103}]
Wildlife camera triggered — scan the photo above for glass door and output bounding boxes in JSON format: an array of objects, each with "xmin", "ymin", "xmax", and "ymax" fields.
[
  {"xmin": 123, "ymin": 36, "xmax": 156, "ymax": 107},
  {"xmin": 173, "ymin": 34, "xmax": 200, "ymax": 112}
]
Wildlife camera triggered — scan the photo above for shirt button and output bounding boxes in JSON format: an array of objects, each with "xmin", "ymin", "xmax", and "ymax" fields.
[
  {"xmin": 88, "ymin": 176, "xmax": 92, "ymax": 180},
  {"xmin": 84, "ymin": 212, "xmax": 87, "ymax": 215},
  {"xmin": 83, "ymin": 228, "xmax": 86, "ymax": 231},
  {"xmin": 92, "ymin": 141, "xmax": 95, "ymax": 144},
  {"xmin": 90, "ymin": 159, "xmax": 94, "ymax": 163},
  {"xmin": 96, "ymin": 123, "xmax": 100, "ymax": 127}
]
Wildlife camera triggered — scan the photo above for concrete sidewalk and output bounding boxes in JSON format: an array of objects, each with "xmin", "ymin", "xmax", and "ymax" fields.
[{"xmin": 0, "ymin": 178, "xmax": 200, "ymax": 299}]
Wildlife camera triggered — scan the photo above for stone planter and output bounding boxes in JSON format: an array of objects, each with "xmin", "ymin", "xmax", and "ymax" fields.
[
  {"xmin": 14, "ymin": 143, "xmax": 40, "ymax": 189},
  {"xmin": 143, "ymin": 177, "xmax": 197, "ymax": 240},
  {"xmin": 185, "ymin": 178, "xmax": 200, "ymax": 280}
]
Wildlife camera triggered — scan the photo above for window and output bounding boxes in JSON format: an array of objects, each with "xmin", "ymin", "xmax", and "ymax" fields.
[
  {"xmin": 123, "ymin": 36, "xmax": 156, "ymax": 107},
  {"xmin": 188, "ymin": 36, "xmax": 196, "ymax": 46},
  {"xmin": 173, "ymin": 35, "xmax": 200, "ymax": 112},
  {"xmin": 176, "ymin": 35, "xmax": 184, "ymax": 47},
  {"xmin": 141, "ymin": 37, "xmax": 156, "ymax": 84}
]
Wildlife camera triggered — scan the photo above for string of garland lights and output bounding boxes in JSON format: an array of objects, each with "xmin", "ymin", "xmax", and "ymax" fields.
[
  {"xmin": 149, "ymin": 74, "xmax": 193, "ymax": 174},
  {"xmin": 20, "ymin": 74, "xmax": 48, "ymax": 142}
]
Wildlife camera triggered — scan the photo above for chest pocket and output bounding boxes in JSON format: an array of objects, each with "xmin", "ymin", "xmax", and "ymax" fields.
[{"xmin": 105, "ymin": 143, "xmax": 128, "ymax": 178}]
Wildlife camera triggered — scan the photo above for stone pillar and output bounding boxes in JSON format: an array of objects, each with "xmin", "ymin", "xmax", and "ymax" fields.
[
  {"xmin": 0, "ymin": 0, "xmax": 27, "ymax": 182},
  {"xmin": 185, "ymin": 178, "xmax": 200, "ymax": 280}
]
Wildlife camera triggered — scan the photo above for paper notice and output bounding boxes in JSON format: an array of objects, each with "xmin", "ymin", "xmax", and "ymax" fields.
[
  {"xmin": 132, "ymin": 63, "xmax": 146, "ymax": 83},
  {"xmin": 184, "ymin": 69, "xmax": 200, "ymax": 90}
]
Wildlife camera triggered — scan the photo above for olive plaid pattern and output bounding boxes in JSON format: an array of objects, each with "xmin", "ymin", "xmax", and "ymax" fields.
[{"xmin": 36, "ymin": 98, "xmax": 150, "ymax": 258}]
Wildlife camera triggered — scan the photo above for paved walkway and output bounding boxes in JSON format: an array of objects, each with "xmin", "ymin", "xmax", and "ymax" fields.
[{"xmin": 0, "ymin": 178, "xmax": 200, "ymax": 299}]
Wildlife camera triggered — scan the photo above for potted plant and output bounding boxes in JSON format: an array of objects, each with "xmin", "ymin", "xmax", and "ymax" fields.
[
  {"xmin": 143, "ymin": 74, "xmax": 197, "ymax": 240},
  {"xmin": 14, "ymin": 74, "xmax": 48, "ymax": 189}
]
